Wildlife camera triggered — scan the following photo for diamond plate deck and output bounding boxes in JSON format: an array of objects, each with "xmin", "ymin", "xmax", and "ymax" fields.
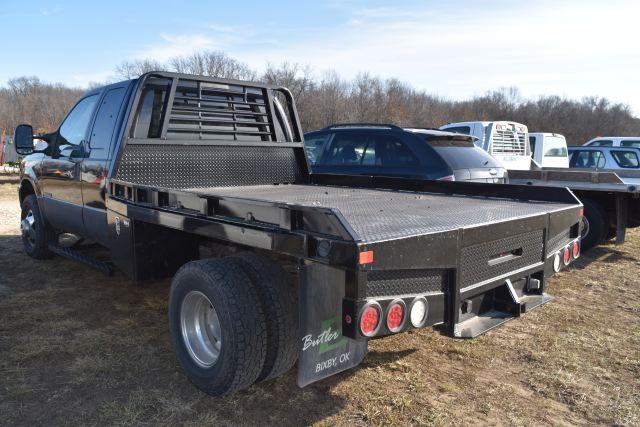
[{"xmin": 185, "ymin": 184, "xmax": 574, "ymax": 242}]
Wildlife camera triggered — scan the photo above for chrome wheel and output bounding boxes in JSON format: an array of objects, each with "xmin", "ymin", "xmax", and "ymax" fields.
[
  {"xmin": 180, "ymin": 291, "xmax": 222, "ymax": 368},
  {"xmin": 21, "ymin": 210, "xmax": 37, "ymax": 248}
]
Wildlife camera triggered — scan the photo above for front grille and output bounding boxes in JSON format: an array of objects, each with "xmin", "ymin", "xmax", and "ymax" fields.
[
  {"xmin": 492, "ymin": 130, "xmax": 527, "ymax": 155},
  {"xmin": 366, "ymin": 269, "xmax": 446, "ymax": 297},
  {"xmin": 459, "ymin": 230, "xmax": 544, "ymax": 287}
]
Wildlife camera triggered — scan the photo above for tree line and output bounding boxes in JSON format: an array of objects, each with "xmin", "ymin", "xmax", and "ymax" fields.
[{"xmin": 1, "ymin": 51, "xmax": 639, "ymax": 145}]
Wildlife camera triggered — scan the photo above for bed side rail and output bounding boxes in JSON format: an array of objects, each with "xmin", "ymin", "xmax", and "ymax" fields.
[{"xmin": 310, "ymin": 173, "xmax": 581, "ymax": 205}]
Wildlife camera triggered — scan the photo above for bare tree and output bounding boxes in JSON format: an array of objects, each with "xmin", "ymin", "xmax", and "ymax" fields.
[
  {"xmin": 2, "ymin": 50, "xmax": 640, "ymax": 143},
  {"xmin": 113, "ymin": 59, "xmax": 166, "ymax": 79},
  {"xmin": 169, "ymin": 51, "xmax": 257, "ymax": 80}
]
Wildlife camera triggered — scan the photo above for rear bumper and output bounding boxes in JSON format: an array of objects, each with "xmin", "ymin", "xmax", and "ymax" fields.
[
  {"xmin": 296, "ymin": 211, "xmax": 581, "ymax": 387},
  {"xmin": 341, "ymin": 215, "xmax": 582, "ymax": 340}
]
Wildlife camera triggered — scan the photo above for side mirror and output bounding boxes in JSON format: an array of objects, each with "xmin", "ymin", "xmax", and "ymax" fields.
[{"xmin": 14, "ymin": 124, "xmax": 34, "ymax": 155}]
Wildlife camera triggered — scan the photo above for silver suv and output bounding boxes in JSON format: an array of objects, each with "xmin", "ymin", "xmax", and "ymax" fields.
[{"xmin": 568, "ymin": 146, "xmax": 640, "ymax": 170}]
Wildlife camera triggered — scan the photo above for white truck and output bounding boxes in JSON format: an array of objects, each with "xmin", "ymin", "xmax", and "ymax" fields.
[
  {"xmin": 439, "ymin": 121, "xmax": 531, "ymax": 170},
  {"xmin": 529, "ymin": 133, "xmax": 569, "ymax": 168}
]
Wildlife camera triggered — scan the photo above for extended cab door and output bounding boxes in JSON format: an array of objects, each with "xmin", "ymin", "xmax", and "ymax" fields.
[
  {"xmin": 81, "ymin": 83, "xmax": 129, "ymax": 245},
  {"xmin": 39, "ymin": 93, "xmax": 100, "ymax": 236}
]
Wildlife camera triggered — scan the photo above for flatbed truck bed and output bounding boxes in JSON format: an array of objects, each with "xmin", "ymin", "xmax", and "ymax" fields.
[
  {"xmin": 184, "ymin": 183, "xmax": 577, "ymax": 241},
  {"xmin": 509, "ymin": 167, "xmax": 640, "ymax": 248},
  {"xmin": 15, "ymin": 72, "xmax": 583, "ymax": 396}
]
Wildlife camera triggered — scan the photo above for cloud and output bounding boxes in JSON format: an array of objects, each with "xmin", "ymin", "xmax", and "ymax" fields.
[
  {"xmin": 233, "ymin": 0, "xmax": 640, "ymax": 113},
  {"xmin": 136, "ymin": 33, "xmax": 219, "ymax": 62},
  {"xmin": 122, "ymin": 0, "xmax": 640, "ymax": 113}
]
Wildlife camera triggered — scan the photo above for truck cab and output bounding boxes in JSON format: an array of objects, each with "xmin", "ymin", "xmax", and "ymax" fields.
[
  {"xmin": 529, "ymin": 133, "xmax": 569, "ymax": 168},
  {"xmin": 439, "ymin": 121, "xmax": 532, "ymax": 170}
]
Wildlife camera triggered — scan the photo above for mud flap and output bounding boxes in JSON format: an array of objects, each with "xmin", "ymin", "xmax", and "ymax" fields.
[{"xmin": 297, "ymin": 263, "xmax": 368, "ymax": 387}]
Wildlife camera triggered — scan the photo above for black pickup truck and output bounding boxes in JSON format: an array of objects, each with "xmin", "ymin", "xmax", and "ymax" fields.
[{"xmin": 14, "ymin": 72, "xmax": 582, "ymax": 396}]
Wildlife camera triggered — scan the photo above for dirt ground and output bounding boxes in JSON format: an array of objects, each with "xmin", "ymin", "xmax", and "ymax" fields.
[{"xmin": 0, "ymin": 173, "xmax": 638, "ymax": 426}]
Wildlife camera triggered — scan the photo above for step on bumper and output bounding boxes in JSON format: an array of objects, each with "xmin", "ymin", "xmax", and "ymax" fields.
[{"xmin": 454, "ymin": 278, "xmax": 553, "ymax": 339}]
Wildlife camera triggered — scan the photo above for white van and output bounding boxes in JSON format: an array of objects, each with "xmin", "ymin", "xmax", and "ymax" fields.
[
  {"xmin": 439, "ymin": 121, "xmax": 531, "ymax": 170},
  {"xmin": 529, "ymin": 133, "xmax": 569, "ymax": 168},
  {"xmin": 584, "ymin": 137, "xmax": 640, "ymax": 148}
]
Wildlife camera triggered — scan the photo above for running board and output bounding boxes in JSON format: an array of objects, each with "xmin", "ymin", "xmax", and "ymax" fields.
[
  {"xmin": 454, "ymin": 279, "xmax": 553, "ymax": 339},
  {"xmin": 48, "ymin": 244, "xmax": 114, "ymax": 276}
]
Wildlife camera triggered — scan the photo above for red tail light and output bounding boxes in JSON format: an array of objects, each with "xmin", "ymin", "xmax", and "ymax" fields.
[
  {"xmin": 359, "ymin": 250, "xmax": 374, "ymax": 265},
  {"xmin": 572, "ymin": 240, "xmax": 580, "ymax": 259},
  {"xmin": 563, "ymin": 246, "xmax": 571, "ymax": 265},
  {"xmin": 386, "ymin": 300, "xmax": 406, "ymax": 333},
  {"xmin": 359, "ymin": 303, "xmax": 381, "ymax": 337}
]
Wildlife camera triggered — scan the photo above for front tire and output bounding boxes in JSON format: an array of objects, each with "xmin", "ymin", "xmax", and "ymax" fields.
[
  {"xmin": 20, "ymin": 194, "xmax": 56, "ymax": 259},
  {"xmin": 169, "ymin": 259, "xmax": 267, "ymax": 396}
]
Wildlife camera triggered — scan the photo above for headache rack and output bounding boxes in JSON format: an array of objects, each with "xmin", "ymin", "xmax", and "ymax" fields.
[
  {"xmin": 112, "ymin": 72, "xmax": 309, "ymax": 189},
  {"xmin": 128, "ymin": 72, "xmax": 302, "ymax": 144},
  {"xmin": 492, "ymin": 129, "xmax": 527, "ymax": 155}
]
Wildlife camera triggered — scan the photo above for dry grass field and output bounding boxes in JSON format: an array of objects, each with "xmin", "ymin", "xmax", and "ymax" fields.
[{"xmin": 0, "ymin": 173, "xmax": 638, "ymax": 426}]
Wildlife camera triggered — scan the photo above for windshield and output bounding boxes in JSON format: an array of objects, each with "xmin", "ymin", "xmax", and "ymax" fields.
[
  {"xmin": 431, "ymin": 144, "xmax": 502, "ymax": 169},
  {"xmin": 543, "ymin": 136, "xmax": 568, "ymax": 157}
]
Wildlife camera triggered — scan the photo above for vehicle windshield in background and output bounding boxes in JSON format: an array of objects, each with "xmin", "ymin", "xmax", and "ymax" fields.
[
  {"xmin": 426, "ymin": 139, "xmax": 502, "ymax": 169},
  {"xmin": 543, "ymin": 136, "xmax": 568, "ymax": 157},
  {"xmin": 304, "ymin": 133, "xmax": 329, "ymax": 165}
]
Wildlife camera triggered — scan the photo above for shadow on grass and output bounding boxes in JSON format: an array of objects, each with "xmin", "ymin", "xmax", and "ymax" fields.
[
  {"xmin": 0, "ymin": 234, "xmax": 419, "ymax": 425},
  {"xmin": 570, "ymin": 243, "xmax": 636, "ymax": 271}
]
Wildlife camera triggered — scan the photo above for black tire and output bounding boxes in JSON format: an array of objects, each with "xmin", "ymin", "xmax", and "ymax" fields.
[
  {"xmin": 20, "ymin": 194, "xmax": 56, "ymax": 259},
  {"xmin": 229, "ymin": 252, "xmax": 299, "ymax": 382},
  {"xmin": 169, "ymin": 259, "xmax": 267, "ymax": 396},
  {"xmin": 581, "ymin": 199, "xmax": 608, "ymax": 251}
]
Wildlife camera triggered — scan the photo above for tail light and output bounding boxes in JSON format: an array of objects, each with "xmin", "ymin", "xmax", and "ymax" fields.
[
  {"xmin": 409, "ymin": 297, "xmax": 428, "ymax": 327},
  {"xmin": 359, "ymin": 302, "xmax": 381, "ymax": 337},
  {"xmin": 572, "ymin": 240, "xmax": 580, "ymax": 259},
  {"xmin": 553, "ymin": 252, "xmax": 562, "ymax": 272},
  {"xmin": 563, "ymin": 246, "xmax": 571, "ymax": 266},
  {"xmin": 386, "ymin": 300, "xmax": 406, "ymax": 333},
  {"xmin": 359, "ymin": 250, "xmax": 374, "ymax": 265},
  {"xmin": 438, "ymin": 174, "xmax": 455, "ymax": 181}
]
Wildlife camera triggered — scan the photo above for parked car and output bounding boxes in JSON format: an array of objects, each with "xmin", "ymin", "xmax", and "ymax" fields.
[
  {"xmin": 438, "ymin": 121, "xmax": 531, "ymax": 170},
  {"xmin": 13, "ymin": 73, "xmax": 582, "ymax": 395},
  {"xmin": 568, "ymin": 146, "xmax": 640, "ymax": 170},
  {"xmin": 304, "ymin": 124, "xmax": 507, "ymax": 183},
  {"xmin": 584, "ymin": 136, "xmax": 640, "ymax": 149},
  {"xmin": 529, "ymin": 133, "xmax": 569, "ymax": 168}
]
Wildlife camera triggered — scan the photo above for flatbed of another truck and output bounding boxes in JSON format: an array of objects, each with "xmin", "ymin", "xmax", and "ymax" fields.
[
  {"xmin": 509, "ymin": 168, "xmax": 640, "ymax": 193},
  {"xmin": 185, "ymin": 184, "xmax": 576, "ymax": 242}
]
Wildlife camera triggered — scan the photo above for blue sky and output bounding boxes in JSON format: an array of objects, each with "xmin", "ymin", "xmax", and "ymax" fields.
[{"xmin": 2, "ymin": 0, "xmax": 640, "ymax": 114}]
